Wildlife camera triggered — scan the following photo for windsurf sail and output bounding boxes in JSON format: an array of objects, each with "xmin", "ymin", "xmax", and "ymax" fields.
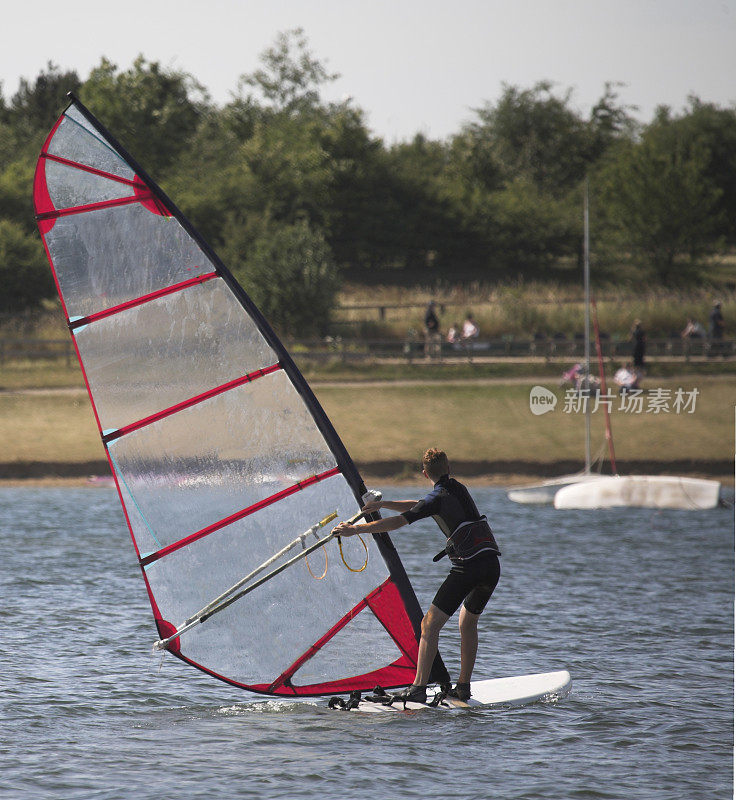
[{"xmin": 34, "ymin": 94, "xmax": 448, "ymax": 696}]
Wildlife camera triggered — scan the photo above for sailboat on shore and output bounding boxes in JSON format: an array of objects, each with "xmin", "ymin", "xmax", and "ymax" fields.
[
  {"xmin": 508, "ymin": 183, "xmax": 610, "ymax": 505},
  {"xmin": 509, "ymin": 185, "xmax": 722, "ymax": 511}
]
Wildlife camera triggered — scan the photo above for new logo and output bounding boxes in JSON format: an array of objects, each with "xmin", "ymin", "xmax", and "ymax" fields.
[{"xmin": 529, "ymin": 386, "xmax": 557, "ymax": 415}]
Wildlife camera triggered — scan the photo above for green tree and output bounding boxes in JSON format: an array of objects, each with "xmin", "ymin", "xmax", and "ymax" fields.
[
  {"xmin": 490, "ymin": 178, "xmax": 580, "ymax": 273},
  {"xmin": 381, "ymin": 135, "xmax": 483, "ymax": 277},
  {"xmin": 468, "ymin": 82, "xmax": 592, "ymax": 194},
  {"xmin": 0, "ymin": 158, "xmax": 37, "ymax": 233},
  {"xmin": 0, "ymin": 219, "xmax": 54, "ymax": 312},
  {"xmin": 597, "ymin": 132, "xmax": 722, "ymax": 281},
  {"xmin": 80, "ymin": 56, "xmax": 209, "ymax": 175},
  {"xmin": 9, "ymin": 62, "xmax": 81, "ymax": 141},
  {"xmin": 230, "ymin": 220, "xmax": 339, "ymax": 337},
  {"xmin": 587, "ymin": 82, "xmax": 639, "ymax": 161},
  {"xmin": 657, "ymin": 97, "xmax": 736, "ymax": 243},
  {"xmin": 0, "ymin": 65, "xmax": 83, "ymax": 234},
  {"xmin": 238, "ymin": 28, "xmax": 339, "ymax": 117}
]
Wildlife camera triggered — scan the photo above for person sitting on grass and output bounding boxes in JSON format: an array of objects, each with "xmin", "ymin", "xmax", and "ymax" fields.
[{"xmin": 613, "ymin": 362, "xmax": 640, "ymax": 394}]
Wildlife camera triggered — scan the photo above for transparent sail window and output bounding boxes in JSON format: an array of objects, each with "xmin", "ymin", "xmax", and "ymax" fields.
[
  {"xmin": 43, "ymin": 203, "xmax": 215, "ymax": 317},
  {"xmin": 47, "ymin": 108, "xmax": 135, "ymax": 181},
  {"xmin": 144, "ymin": 474, "xmax": 390, "ymax": 685},
  {"xmin": 45, "ymin": 159, "xmax": 135, "ymax": 211},
  {"xmin": 292, "ymin": 604, "xmax": 403, "ymax": 686},
  {"xmin": 75, "ymin": 277, "xmax": 277, "ymax": 432},
  {"xmin": 110, "ymin": 370, "xmax": 337, "ymax": 551}
]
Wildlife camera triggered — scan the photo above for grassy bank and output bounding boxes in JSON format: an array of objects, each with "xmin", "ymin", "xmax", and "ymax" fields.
[
  {"xmin": 2, "ymin": 377, "xmax": 733, "ymax": 484},
  {"xmin": 318, "ymin": 378, "xmax": 733, "ymax": 475}
]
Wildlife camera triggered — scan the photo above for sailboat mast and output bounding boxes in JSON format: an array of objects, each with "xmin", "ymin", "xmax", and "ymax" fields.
[
  {"xmin": 591, "ymin": 299, "xmax": 618, "ymax": 474},
  {"xmin": 583, "ymin": 180, "xmax": 592, "ymax": 474}
]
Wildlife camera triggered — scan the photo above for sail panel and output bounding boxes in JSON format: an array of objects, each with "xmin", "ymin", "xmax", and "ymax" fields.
[
  {"xmin": 46, "ymin": 106, "xmax": 135, "ymax": 181},
  {"xmin": 109, "ymin": 370, "xmax": 337, "ymax": 551},
  {"xmin": 44, "ymin": 159, "xmax": 135, "ymax": 210},
  {"xmin": 74, "ymin": 277, "xmax": 277, "ymax": 432},
  {"xmin": 291, "ymin": 601, "xmax": 405, "ymax": 685},
  {"xmin": 43, "ymin": 204, "xmax": 214, "ymax": 318}
]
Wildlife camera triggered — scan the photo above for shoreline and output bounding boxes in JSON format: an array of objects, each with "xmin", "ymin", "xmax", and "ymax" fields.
[{"xmin": 1, "ymin": 459, "xmax": 732, "ymax": 489}]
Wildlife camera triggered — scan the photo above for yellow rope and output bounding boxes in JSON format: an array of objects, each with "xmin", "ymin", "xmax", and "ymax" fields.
[
  {"xmin": 337, "ymin": 534, "xmax": 368, "ymax": 573},
  {"xmin": 302, "ymin": 510, "xmax": 337, "ymax": 581},
  {"xmin": 304, "ymin": 548, "xmax": 328, "ymax": 580}
]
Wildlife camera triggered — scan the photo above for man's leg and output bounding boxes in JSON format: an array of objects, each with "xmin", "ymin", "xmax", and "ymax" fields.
[
  {"xmin": 413, "ymin": 604, "xmax": 450, "ymax": 686},
  {"xmin": 458, "ymin": 605, "xmax": 481, "ymax": 684}
]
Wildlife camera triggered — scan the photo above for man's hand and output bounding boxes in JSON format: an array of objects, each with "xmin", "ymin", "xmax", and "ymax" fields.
[
  {"xmin": 332, "ymin": 521, "xmax": 358, "ymax": 537},
  {"xmin": 361, "ymin": 498, "xmax": 382, "ymax": 514}
]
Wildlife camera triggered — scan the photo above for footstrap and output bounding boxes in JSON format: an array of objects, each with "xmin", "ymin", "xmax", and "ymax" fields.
[{"xmin": 364, "ymin": 685, "xmax": 395, "ymax": 705}]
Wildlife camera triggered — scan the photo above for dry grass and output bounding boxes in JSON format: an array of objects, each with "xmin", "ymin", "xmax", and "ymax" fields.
[
  {"xmin": 317, "ymin": 378, "xmax": 734, "ymax": 466},
  {"xmin": 1, "ymin": 378, "xmax": 732, "ymax": 474},
  {"xmin": 0, "ymin": 360, "xmax": 86, "ymax": 391},
  {"xmin": 0, "ymin": 391, "xmax": 100, "ymax": 463}
]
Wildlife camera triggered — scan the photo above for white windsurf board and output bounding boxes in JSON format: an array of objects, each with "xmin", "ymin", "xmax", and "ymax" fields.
[{"xmin": 336, "ymin": 669, "xmax": 572, "ymax": 713}]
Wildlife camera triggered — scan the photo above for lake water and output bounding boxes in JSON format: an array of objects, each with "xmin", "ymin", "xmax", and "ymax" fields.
[{"xmin": 1, "ymin": 485, "xmax": 733, "ymax": 800}]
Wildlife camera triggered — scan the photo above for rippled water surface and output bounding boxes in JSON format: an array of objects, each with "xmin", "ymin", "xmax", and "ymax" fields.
[{"xmin": 1, "ymin": 486, "xmax": 733, "ymax": 799}]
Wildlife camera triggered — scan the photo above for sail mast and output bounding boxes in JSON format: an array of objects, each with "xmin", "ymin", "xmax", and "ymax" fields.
[{"xmin": 591, "ymin": 299, "xmax": 618, "ymax": 474}]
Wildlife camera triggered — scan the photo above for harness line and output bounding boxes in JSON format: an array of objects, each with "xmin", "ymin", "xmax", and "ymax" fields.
[{"xmin": 338, "ymin": 534, "xmax": 368, "ymax": 572}]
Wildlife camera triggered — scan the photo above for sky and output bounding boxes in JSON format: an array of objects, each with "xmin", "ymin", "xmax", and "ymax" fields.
[{"xmin": 2, "ymin": 0, "xmax": 734, "ymax": 142}]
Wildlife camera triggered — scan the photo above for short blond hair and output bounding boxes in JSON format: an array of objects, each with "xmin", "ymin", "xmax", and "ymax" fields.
[{"xmin": 422, "ymin": 448, "xmax": 450, "ymax": 480}]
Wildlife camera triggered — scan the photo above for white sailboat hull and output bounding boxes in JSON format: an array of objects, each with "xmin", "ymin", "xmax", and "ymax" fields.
[
  {"xmin": 507, "ymin": 473, "xmax": 607, "ymax": 504},
  {"xmin": 554, "ymin": 475, "xmax": 721, "ymax": 510}
]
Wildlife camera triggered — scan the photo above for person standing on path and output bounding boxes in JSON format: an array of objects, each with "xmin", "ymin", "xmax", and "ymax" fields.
[
  {"xmin": 424, "ymin": 300, "xmax": 441, "ymax": 359},
  {"xmin": 630, "ymin": 319, "xmax": 646, "ymax": 370},
  {"xmin": 709, "ymin": 301, "xmax": 725, "ymax": 356}
]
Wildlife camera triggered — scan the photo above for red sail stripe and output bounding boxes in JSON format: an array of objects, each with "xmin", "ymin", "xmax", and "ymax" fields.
[
  {"xmin": 36, "ymin": 192, "xmax": 154, "ymax": 220},
  {"xmin": 41, "ymin": 151, "xmax": 140, "ymax": 187},
  {"xmin": 267, "ymin": 586, "xmax": 376, "ymax": 692},
  {"xmin": 267, "ymin": 579, "xmax": 420, "ymax": 693},
  {"xmin": 69, "ymin": 272, "xmax": 218, "ymax": 329},
  {"xmin": 104, "ymin": 363, "xmax": 282, "ymax": 443},
  {"xmin": 139, "ymin": 467, "xmax": 341, "ymax": 567}
]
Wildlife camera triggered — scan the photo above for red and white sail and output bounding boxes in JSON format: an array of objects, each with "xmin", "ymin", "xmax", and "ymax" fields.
[{"xmin": 34, "ymin": 96, "xmax": 444, "ymax": 696}]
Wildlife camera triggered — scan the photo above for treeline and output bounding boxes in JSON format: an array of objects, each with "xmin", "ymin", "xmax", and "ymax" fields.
[{"xmin": 1, "ymin": 29, "xmax": 735, "ymax": 334}]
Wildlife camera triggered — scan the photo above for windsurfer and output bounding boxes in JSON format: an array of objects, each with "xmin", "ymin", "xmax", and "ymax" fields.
[{"xmin": 332, "ymin": 448, "xmax": 500, "ymax": 704}]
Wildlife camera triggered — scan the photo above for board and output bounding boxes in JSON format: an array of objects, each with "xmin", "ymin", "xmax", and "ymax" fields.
[{"xmin": 331, "ymin": 669, "xmax": 572, "ymax": 713}]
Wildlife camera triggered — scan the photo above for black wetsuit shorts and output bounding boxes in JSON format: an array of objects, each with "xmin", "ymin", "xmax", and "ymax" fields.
[{"xmin": 432, "ymin": 552, "xmax": 500, "ymax": 616}]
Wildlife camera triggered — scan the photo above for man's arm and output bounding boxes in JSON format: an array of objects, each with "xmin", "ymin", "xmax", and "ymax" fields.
[
  {"xmin": 363, "ymin": 499, "xmax": 418, "ymax": 513},
  {"xmin": 333, "ymin": 515, "xmax": 408, "ymax": 537}
]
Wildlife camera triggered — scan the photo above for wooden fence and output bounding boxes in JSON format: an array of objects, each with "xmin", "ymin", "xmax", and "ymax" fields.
[{"xmin": 0, "ymin": 335, "xmax": 732, "ymax": 366}]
